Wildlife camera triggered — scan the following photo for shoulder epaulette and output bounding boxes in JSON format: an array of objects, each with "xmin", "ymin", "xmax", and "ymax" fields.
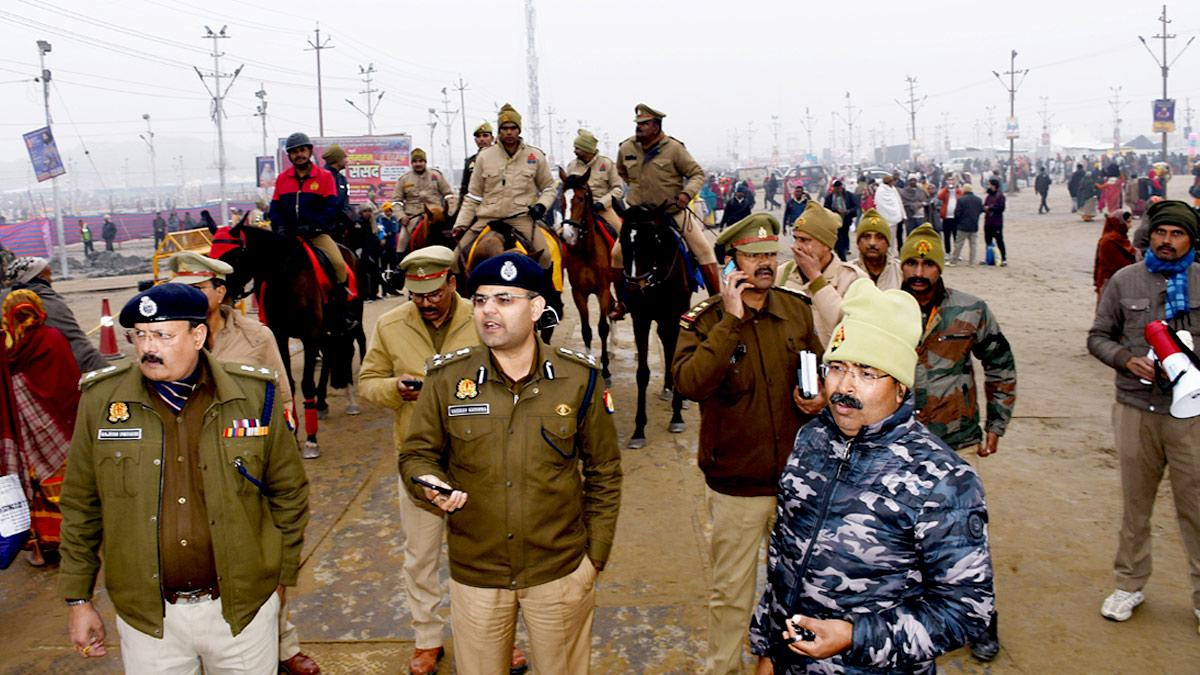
[
  {"xmin": 426, "ymin": 346, "xmax": 478, "ymax": 372},
  {"xmin": 78, "ymin": 361, "xmax": 133, "ymax": 389},
  {"xmin": 772, "ymin": 285, "xmax": 813, "ymax": 304},
  {"xmin": 225, "ymin": 362, "xmax": 276, "ymax": 381},
  {"xmin": 679, "ymin": 298, "xmax": 719, "ymax": 328},
  {"xmin": 556, "ymin": 346, "xmax": 599, "ymax": 370}
]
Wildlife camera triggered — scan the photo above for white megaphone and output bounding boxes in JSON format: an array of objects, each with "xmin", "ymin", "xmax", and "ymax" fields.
[{"xmin": 1145, "ymin": 320, "xmax": 1200, "ymax": 418}]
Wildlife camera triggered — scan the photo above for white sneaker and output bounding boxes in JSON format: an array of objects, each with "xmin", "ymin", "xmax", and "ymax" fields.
[{"xmin": 1101, "ymin": 589, "xmax": 1144, "ymax": 621}]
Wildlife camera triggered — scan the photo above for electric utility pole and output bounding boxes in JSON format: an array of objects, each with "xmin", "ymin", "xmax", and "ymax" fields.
[
  {"xmin": 894, "ymin": 76, "xmax": 926, "ymax": 158},
  {"xmin": 1139, "ymin": 4, "xmax": 1195, "ymax": 162},
  {"xmin": 441, "ymin": 87, "xmax": 458, "ymax": 168},
  {"xmin": 834, "ymin": 92, "xmax": 861, "ymax": 165},
  {"xmin": 454, "ymin": 76, "xmax": 470, "ymax": 163},
  {"xmin": 346, "ymin": 63, "xmax": 383, "ymax": 135},
  {"xmin": 194, "ymin": 25, "xmax": 242, "ymax": 229},
  {"xmin": 35, "ymin": 40, "xmax": 68, "ymax": 277},
  {"xmin": 253, "ymin": 84, "xmax": 268, "ymax": 156},
  {"xmin": 799, "ymin": 107, "xmax": 816, "ymax": 158},
  {"xmin": 139, "ymin": 113, "xmax": 159, "ymax": 211},
  {"xmin": 992, "ymin": 50, "xmax": 1027, "ymax": 192},
  {"xmin": 545, "ymin": 105, "xmax": 556, "ymax": 165},
  {"xmin": 306, "ymin": 24, "xmax": 334, "ymax": 136},
  {"xmin": 1108, "ymin": 86, "xmax": 1126, "ymax": 152}
]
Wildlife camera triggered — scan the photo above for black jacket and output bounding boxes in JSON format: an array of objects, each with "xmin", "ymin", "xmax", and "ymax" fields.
[
  {"xmin": 822, "ymin": 190, "xmax": 860, "ymax": 227},
  {"xmin": 952, "ymin": 192, "xmax": 984, "ymax": 233},
  {"xmin": 1035, "ymin": 174, "xmax": 1051, "ymax": 194},
  {"xmin": 721, "ymin": 195, "xmax": 754, "ymax": 227}
]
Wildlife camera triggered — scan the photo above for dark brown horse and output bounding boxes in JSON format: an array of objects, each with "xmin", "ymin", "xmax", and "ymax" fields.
[
  {"xmin": 613, "ymin": 202, "xmax": 692, "ymax": 449},
  {"xmin": 214, "ymin": 222, "xmax": 360, "ymax": 457},
  {"xmin": 559, "ymin": 167, "xmax": 617, "ymax": 384}
]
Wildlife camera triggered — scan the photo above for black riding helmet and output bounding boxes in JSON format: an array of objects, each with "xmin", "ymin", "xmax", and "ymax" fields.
[{"xmin": 285, "ymin": 131, "xmax": 313, "ymax": 151}]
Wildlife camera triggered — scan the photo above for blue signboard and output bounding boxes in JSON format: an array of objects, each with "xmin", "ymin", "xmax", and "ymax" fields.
[{"xmin": 22, "ymin": 126, "xmax": 65, "ymax": 182}]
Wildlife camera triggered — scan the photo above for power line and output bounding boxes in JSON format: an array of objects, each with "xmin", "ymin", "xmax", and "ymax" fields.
[
  {"xmin": 992, "ymin": 49, "xmax": 1028, "ymax": 192},
  {"xmin": 894, "ymin": 76, "xmax": 926, "ymax": 155},
  {"xmin": 306, "ymin": 23, "xmax": 334, "ymax": 136},
  {"xmin": 194, "ymin": 24, "xmax": 242, "ymax": 228}
]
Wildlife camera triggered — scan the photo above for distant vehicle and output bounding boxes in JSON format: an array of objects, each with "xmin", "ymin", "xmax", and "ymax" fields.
[
  {"xmin": 783, "ymin": 164, "xmax": 830, "ymax": 196},
  {"xmin": 735, "ymin": 166, "xmax": 770, "ymax": 187},
  {"xmin": 860, "ymin": 166, "xmax": 892, "ymax": 183}
]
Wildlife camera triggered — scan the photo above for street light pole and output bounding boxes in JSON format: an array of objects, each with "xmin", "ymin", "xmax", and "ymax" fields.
[
  {"xmin": 139, "ymin": 114, "xmax": 159, "ymax": 212},
  {"xmin": 35, "ymin": 40, "xmax": 68, "ymax": 278}
]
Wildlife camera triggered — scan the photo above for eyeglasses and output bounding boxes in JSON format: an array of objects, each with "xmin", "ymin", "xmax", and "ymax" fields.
[
  {"xmin": 824, "ymin": 362, "xmax": 892, "ymax": 384},
  {"xmin": 408, "ymin": 287, "xmax": 447, "ymax": 304},
  {"xmin": 125, "ymin": 328, "xmax": 182, "ymax": 344},
  {"xmin": 471, "ymin": 292, "xmax": 537, "ymax": 308}
]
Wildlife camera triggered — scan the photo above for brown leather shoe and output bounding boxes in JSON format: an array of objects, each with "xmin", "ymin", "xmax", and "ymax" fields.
[
  {"xmin": 279, "ymin": 652, "xmax": 321, "ymax": 675},
  {"xmin": 510, "ymin": 646, "xmax": 529, "ymax": 674},
  {"xmin": 409, "ymin": 646, "xmax": 444, "ymax": 675}
]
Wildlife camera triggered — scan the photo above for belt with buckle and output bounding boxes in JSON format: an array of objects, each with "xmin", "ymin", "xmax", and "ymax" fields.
[{"xmin": 164, "ymin": 586, "xmax": 220, "ymax": 605}]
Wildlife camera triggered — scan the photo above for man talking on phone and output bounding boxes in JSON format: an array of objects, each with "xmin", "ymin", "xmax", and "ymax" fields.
[
  {"xmin": 359, "ymin": 246, "xmax": 533, "ymax": 675},
  {"xmin": 399, "ymin": 252, "xmax": 621, "ymax": 675},
  {"xmin": 672, "ymin": 213, "xmax": 824, "ymax": 674}
]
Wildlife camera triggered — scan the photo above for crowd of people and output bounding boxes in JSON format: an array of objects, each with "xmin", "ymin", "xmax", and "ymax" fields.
[{"xmin": 1, "ymin": 96, "xmax": 1199, "ymax": 675}]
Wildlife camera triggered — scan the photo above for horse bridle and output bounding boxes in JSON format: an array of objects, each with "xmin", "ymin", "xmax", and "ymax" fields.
[
  {"xmin": 211, "ymin": 225, "xmax": 256, "ymax": 302},
  {"xmin": 622, "ymin": 214, "xmax": 679, "ymax": 291}
]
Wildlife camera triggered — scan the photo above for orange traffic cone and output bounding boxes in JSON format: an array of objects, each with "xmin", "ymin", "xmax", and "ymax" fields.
[{"xmin": 99, "ymin": 298, "xmax": 122, "ymax": 359}]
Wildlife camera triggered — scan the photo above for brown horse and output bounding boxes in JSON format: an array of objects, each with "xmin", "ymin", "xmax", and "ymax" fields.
[
  {"xmin": 403, "ymin": 204, "xmax": 454, "ymax": 254},
  {"xmin": 559, "ymin": 167, "xmax": 616, "ymax": 384}
]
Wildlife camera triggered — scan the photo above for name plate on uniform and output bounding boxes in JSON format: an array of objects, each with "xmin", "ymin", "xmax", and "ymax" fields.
[
  {"xmin": 447, "ymin": 404, "xmax": 490, "ymax": 417},
  {"xmin": 98, "ymin": 428, "xmax": 143, "ymax": 441}
]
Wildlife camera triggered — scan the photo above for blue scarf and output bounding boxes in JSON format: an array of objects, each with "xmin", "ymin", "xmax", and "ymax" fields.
[
  {"xmin": 151, "ymin": 363, "xmax": 202, "ymax": 413},
  {"xmin": 1145, "ymin": 248, "xmax": 1195, "ymax": 320}
]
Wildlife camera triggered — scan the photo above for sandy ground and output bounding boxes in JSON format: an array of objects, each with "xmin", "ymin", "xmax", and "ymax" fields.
[{"xmin": 2, "ymin": 180, "xmax": 1200, "ymax": 673}]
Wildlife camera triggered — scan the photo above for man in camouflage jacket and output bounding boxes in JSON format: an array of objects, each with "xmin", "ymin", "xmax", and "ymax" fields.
[{"xmin": 750, "ymin": 279, "xmax": 994, "ymax": 673}]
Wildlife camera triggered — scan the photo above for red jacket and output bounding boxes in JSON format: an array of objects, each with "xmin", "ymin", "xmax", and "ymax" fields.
[
  {"xmin": 1094, "ymin": 215, "xmax": 1136, "ymax": 295},
  {"xmin": 268, "ymin": 163, "xmax": 338, "ymax": 237},
  {"xmin": 936, "ymin": 186, "xmax": 962, "ymax": 219}
]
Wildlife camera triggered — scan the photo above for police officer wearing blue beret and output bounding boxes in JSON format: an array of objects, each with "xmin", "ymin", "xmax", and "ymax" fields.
[
  {"xmin": 399, "ymin": 252, "xmax": 622, "ymax": 675},
  {"xmin": 59, "ymin": 283, "xmax": 309, "ymax": 672}
]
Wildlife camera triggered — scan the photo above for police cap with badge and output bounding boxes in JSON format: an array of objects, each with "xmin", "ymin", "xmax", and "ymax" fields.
[
  {"xmin": 467, "ymin": 252, "xmax": 558, "ymax": 329},
  {"xmin": 400, "ymin": 246, "xmax": 455, "ymax": 294},
  {"xmin": 715, "ymin": 213, "xmax": 781, "ymax": 255},
  {"xmin": 119, "ymin": 283, "xmax": 209, "ymax": 328}
]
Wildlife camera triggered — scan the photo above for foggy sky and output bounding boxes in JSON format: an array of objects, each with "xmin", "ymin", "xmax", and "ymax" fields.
[{"xmin": 1, "ymin": 0, "xmax": 1197, "ymax": 192}]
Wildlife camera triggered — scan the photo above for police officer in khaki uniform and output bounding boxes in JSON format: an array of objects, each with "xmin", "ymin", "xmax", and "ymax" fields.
[
  {"xmin": 59, "ymin": 283, "xmax": 309, "ymax": 673},
  {"xmin": 458, "ymin": 122, "xmax": 495, "ymax": 213},
  {"xmin": 399, "ymin": 252, "xmax": 622, "ymax": 675},
  {"xmin": 451, "ymin": 104, "xmax": 557, "ymax": 271},
  {"xmin": 166, "ymin": 252, "xmax": 316, "ymax": 675},
  {"xmin": 776, "ymin": 201, "xmax": 867, "ymax": 345},
  {"xmin": 565, "ymin": 129, "xmax": 625, "ymax": 214},
  {"xmin": 672, "ymin": 214, "xmax": 825, "ymax": 675},
  {"xmin": 357, "ymin": 247, "xmax": 530, "ymax": 675},
  {"xmin": 393, "ymin": 148, "xmax": 456, "ymax": 235},
  {"xmin": 611, "ymin": 103, "xmax": 720, "ymax": 318}
]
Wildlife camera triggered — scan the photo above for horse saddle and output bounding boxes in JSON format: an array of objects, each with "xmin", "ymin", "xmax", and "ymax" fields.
[
  {"xmin": 594, "ymin": 214, "xmax": 619, "ymax": 252},
  {"xmin": 296, "ymin": 237, "xmax": 356, "ymax": 301}
]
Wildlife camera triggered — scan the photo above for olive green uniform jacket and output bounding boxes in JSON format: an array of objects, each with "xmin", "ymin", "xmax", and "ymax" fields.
[
  {"xmin": 616, "ymin": 132, "xmax": 704, "ymax": 209},
  {"xmin": 58, "ymin": 353, "xmax": 309, "ymax": 638},
  {"xmin": 398, "ymin": 344, "xmax": 622, "ymax": 590}
]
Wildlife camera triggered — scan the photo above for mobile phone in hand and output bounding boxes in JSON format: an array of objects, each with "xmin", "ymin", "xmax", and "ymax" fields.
[
  {"xmin": 401, "ymin": 378, "xmax": 424, "ymax": 390},
  {"xmin": 411, "ymin": 476, "xmax": 453, "ymax": 496}
]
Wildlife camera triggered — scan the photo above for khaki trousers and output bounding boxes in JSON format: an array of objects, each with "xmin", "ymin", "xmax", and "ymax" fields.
[
  {"xmin": 398, "ymin": 478, "xmax": 449, "ymax": 649},
  {"xmin": 705, "ymin": 487, "xmax": 776, "ymax": 675},
  {"xmin": 307, "ymin": 233, "xmax": 348, "ymax": 283},
  {"xmin": 116, "ymin": 593, "xmax": 279, "ymax": 675},
  {"xmin": 448, "ymin": 556, "xmax": 597, "ymax": 675},
  {"xmin": 1112, "ymin": 402, "xmax": 1200, "ymax": 608},
  {"xmin": 610, "ymin": 208, "xmax": 716, "ymax": 269},
  {"xmin": 277, "ymin": 597, "xmax": 300, "ymax": 660}
]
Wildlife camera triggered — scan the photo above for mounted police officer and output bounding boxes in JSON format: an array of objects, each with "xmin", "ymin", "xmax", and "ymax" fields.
[
  {"xmin": 393, "ymin": 148, "xmax": 456, "ymax": 250},
  {"xmin": 399, "ymin": 252, "xmax": 621, "ymax": 675},
  {"xmin": 59, "ymin": 283, "xmax": 309, "ymax": 673},
  {"xmin": 451, "ymin": 105, "xmax": 557, "ymax": 273}
]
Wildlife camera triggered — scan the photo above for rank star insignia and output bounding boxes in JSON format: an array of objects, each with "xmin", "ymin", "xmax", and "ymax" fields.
[
  {"xmin": 500, "ymin": 260, "xmax": 518, "ymax": 281},
  {"xmin": 555, "ymin": 403, "xmax": 572, "ymax": 416},
  {"xmin": 138, "ymin": 296, "xmax": 157, "ymax": 318},
  {"xmin": 830, "ymin": 325, "xmax": 846, "ymax": 350},
  {"xmin": 455, "ymin": 378, "xmax": 479, "ymax": 400},
  {"xmin": 915, "ymin": 240, "xmax": 932, "ymax": 256},
  {"xmin": 107, "ymin": 401, "xmax": 130, "ymax": 423}
]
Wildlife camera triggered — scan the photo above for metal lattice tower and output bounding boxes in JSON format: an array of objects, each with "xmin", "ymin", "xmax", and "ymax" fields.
[{"xmin": 524, "ymin": 0, "xmax": 542, "ymax": 146}]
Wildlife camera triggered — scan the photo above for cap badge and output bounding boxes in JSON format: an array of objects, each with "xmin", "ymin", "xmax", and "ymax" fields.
[
  {"xmin": 416, "ymin": 266, "xmax": 425, "ymax": 276},
  {"xmin": 500, "ymin": 260, "xmax": 518, "ymax": 281},
  {"xmin": 455, "ymin": 378, "xmax": 479, "ymax": 400},
  {"xmin": 107, "ymin": 401, "xmax": 130, "ymax": 424},
  {"xmin": 830, "ymin": 325, "xmax": 846, "ymax": 350},
  {"xmin": 757, "ymin": 226, "xmax": 767, "ymax": 238},
  {"xmin": 138, "ymin": 296, "xmax": 157, "ymax": 318},
  {"xmin": 916, "ymin": 240, "xmax": 932, "ymax": 257}
]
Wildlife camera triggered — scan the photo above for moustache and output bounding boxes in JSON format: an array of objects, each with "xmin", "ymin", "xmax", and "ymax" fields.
[
  {"xmin": 830, "ymin": 392, "xmax": 864, "ymax": 410},
  {"xmin": 904, "ymin": 276, "xmax": 930, "ymax": 286},
  {"xmin": 141, "ymin": 354, "xmax": 164, "ymax": 365},
  {"xmin": 754, "ymin": 265, "xmax": 774, "ymax": 275}
]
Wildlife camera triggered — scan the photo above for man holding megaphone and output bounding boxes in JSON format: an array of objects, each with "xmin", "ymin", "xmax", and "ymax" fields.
[{"xmin": 1088, "ymin": 199, "xmax": 1200, "ymax": 633}]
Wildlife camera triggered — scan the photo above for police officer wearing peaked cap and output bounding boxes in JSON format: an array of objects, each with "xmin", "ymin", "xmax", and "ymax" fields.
[
  {"xmin": 398, "ymin": 252, "xmax": 622, "ymax": 675},
  {"xmin": 59, "ymin": 282, "xmax": 309, "ymax": 672}
]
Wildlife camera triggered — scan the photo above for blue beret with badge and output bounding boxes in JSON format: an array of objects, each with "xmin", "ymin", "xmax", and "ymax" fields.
[
  {"xmin": 118, "ymin": 283, "xmax": 209, "ymax": 328},
  {"xmin": 466, "ymin": 252, "xmax": 544, "ymax": 296}
]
